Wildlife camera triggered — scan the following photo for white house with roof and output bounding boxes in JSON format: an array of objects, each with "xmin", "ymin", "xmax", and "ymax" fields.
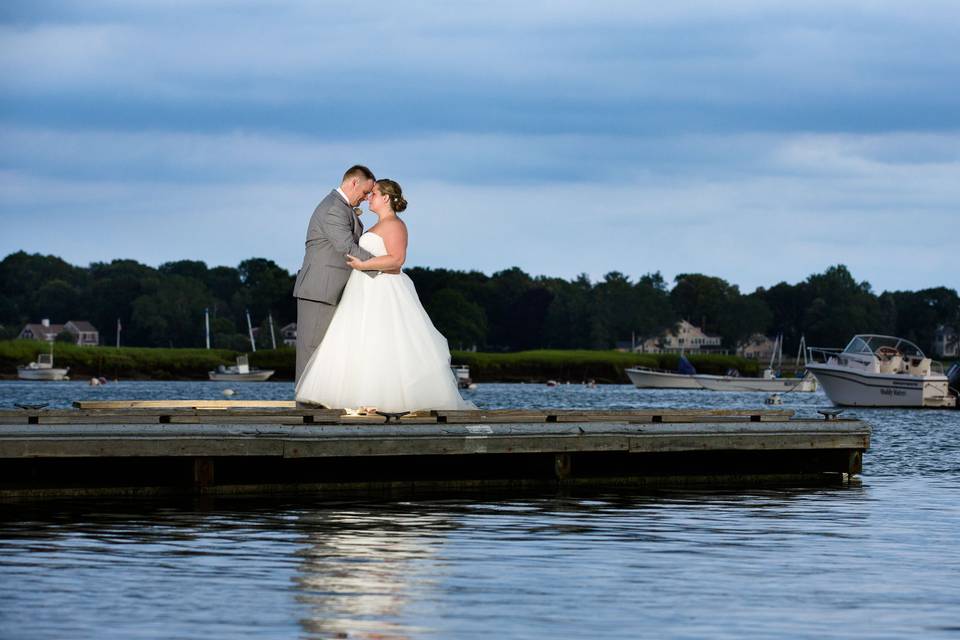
[
  {"xmin": 737, "ymin": 334, "xmax": 778, "ymax": 361},
  {"xmin": 280, "ymin": 322, "xmax": 297, "ymax": 347},
  {"xmin": 934, "ymin": 324, "xmax": 958, "ymax": 358},
  {"xmin": 637, "ymin": 320, "xmax": 723, "ymax": 354},
  {"xmin": 18, "ymin": 319, "xmax": 99, "ymax": 346}
]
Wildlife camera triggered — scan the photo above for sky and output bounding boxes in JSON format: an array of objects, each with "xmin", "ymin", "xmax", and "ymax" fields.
[{"xmin": 1, "ymin": 0, "xmax": 958, "ymax": 294}]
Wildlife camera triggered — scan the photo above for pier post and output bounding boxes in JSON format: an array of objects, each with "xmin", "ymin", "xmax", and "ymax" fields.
[
  {"xmin": 554, "ymin": 453, "xmax": 572, "ymax": 481},
  {"xmin": 193, "ymin": 457, "xmax": 215, "ymax": 492},
  {"xmin": 847, "ymin": 450, "xmax": 863, "ymax": 476}
]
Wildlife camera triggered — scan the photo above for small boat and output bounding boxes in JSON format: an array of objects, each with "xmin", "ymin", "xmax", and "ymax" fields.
[
  {"xmin": 626, "ymin": 355, "xmax": 702, "ymax": 389},
  {"xmin": 17, "ymin": 350, "xmax": 70, "ymax": 381},
  {"xmin": 625, "ymin": 366, "xmax": 703, "ymax": 389},
  {"xmin": 451, "ymin": 365, "xmax": 473, "ymax": 389},
  {"xmin": 208, "ymin": 355, "xmax": 274, "ymax": 382},
  {"xmin": 626, "ymin": 336, "xmax": 817, "ymax": 392},
  {"xmin": 693, "ymin": 369, "xmax": 817, "ymax": 392},
  {"xmin": 806, "ymin": 334, "xmax": 956, "ymax": 408}
]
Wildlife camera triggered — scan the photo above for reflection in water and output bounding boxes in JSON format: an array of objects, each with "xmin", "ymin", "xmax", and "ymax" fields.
[
  {"xmin": 1, "ymin": 381, "xmax": 960, "ymax": 638},
  {"xmin": 293, "ymin": 508, "xmax": 451, "ymax": 639},
  {"xmin": 1, "ymin": 483, "xmax": 959, "ymax": 639}
]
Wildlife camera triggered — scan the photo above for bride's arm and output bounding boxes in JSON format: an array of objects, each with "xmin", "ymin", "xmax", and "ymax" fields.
[{"xmin": 347, "ymin": 223, "xmax": 407, "ymax": 273}]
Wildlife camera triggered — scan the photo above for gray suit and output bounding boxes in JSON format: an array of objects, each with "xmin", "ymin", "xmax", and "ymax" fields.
[{"xmin": 293, "ymin": 190, "xmax": 374, "ymax": 382}]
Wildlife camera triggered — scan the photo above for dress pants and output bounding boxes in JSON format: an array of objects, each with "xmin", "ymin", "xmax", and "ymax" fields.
[{"xmin": 295, "ymin": 297, "xmax": 337, "ymax": 384}]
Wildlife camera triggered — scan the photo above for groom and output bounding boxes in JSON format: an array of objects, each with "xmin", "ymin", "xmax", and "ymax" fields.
[{"xmin": 293, "ymin": 165, "xmax": 377, "ymax": 383}]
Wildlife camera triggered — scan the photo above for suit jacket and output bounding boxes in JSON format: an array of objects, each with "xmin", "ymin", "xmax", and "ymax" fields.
[{"xmin": 293, "ymin": 190, "xmax": 375, "ymax": 304}]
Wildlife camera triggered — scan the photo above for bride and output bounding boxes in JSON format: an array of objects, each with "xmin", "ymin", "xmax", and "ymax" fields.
[{"xmin": 295, "ymin": 178, "xmax": 475, "ymax": 412}]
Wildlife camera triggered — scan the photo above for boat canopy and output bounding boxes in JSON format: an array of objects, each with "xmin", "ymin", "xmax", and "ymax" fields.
[
  {"xmin": 842, "ymin": 335, "xmax": 925, "ymax": 358},
  {"xmin": 677, "ymin": 356, "xmax": 697, "ymax": 375}
]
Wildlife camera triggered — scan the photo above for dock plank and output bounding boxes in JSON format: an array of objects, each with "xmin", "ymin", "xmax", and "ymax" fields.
[{"xmin": 74, "ymin": 400, "xmax": 298, "ymax": 410}]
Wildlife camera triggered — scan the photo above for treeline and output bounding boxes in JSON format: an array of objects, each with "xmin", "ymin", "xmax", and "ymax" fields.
[{"xmin": 1, "ymin": 251, "xmax": 957, "ymax": 356}]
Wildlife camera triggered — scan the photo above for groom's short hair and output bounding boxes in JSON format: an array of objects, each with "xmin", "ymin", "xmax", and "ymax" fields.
[{"xmin": 342, "ymin": 165, "xmax": 375, "ymax": 183}]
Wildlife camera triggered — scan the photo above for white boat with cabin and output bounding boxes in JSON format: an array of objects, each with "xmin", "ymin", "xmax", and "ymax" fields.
[
  {"xmin": 451, "ymin": 365, "xmax": 473, "ymax": 389},
  {"xmin": 17, "ymin": 351, "xmax": 70, "ymax": 381},
  {"xmin": 805, "ymin": 334, "xmax": 956, "ymax": 408},
  {"xmin": 208, "ymin": 355, "xmax": 275, "ymax": 382}
]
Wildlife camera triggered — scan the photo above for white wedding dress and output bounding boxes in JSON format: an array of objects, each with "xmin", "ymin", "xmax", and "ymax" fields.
[{"xmin": 295, "ymin": 231, "xmax": 475, "ymax": 412}]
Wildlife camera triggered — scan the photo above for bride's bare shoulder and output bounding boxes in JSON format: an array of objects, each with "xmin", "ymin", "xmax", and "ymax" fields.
[{"xmin": 378, "ymin": 217, "xmax": 407, "ymax": 238}]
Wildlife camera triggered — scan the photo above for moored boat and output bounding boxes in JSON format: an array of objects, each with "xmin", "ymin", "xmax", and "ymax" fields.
[
  {"xmin": 693, "ymin": 370, "xmax": 817, "ymax": 392},
  {"xmin": 451, "ymin": 364, "xmax": 473, "ymax": 389},
  {"xmin": 626, "ymin": 352, "xmax": 816, "ymax": 392},
  {"xmin": 625, "ymin": 366, "xmax": 703, "ymax": 389},
  {"xmin": 208, "ymin": 356, "xmax": 274, "ymax": 382},
  {"xmin": 806, "ymin": 335, "xmax": 956, "ymax": 408},
  {"xmin": 17, "ymin": 351, "xmax": 69, "ymax": 381}
]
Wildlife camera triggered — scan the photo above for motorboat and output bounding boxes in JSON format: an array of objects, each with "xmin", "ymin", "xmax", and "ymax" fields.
[
  {"xmin": 451, "ymin": 364, "xmax": 474, "ymax": 389},
  {"xmin": 806, "ymin": 335, "xmax": 956, "ymax": 408},
  {"xmin": 625, "ymin": 366, "xmax": 703, "ymax": 389},
  {"xmin": 626, "ymin": 365, "xmax": 816, "ymax": 392},
  {"xmin": 693, "ymin": 369, "xmax": 817, "ymax": 392},
  {"xmin": 626, "ymin": 345, "xmax": 817, "ymax": 392},
  {"xmin": 17, "ymin": 351, "xmax": 70, "ymax": 381},
  {"xmin": 208, "ymin": 355, "xmax": 275, "ymax": 382}
]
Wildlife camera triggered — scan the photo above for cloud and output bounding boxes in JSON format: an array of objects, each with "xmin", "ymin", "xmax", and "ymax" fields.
[{"xmin": 1, "ymin": 1, "xmax": 958, "ymax": 294}]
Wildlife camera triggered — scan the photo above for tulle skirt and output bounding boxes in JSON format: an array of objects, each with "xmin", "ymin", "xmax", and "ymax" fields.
[{"xmin": 295, "ymin": 270, "xmax": 475, "ymax": 412}]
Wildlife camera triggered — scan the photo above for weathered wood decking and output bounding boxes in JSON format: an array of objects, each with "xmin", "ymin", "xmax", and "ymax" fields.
[{"xmin": 0, "ymin": 402, "xmax": 870, "ymax": 498}]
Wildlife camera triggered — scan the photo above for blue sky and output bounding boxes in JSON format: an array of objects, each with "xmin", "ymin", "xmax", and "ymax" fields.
[{"xmin": 2, "ymin": 1, "xmax": 958, "ymax": 293}]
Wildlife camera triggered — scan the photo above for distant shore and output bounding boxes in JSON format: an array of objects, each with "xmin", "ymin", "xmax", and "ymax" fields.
[{"xmin": 1, "ymin": 340, "xmax": 803, "ymax": 384}]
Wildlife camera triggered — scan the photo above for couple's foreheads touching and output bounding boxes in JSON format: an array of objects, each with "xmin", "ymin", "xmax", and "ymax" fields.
[{"xmin": 340, "ymin": 165, "xmax": 407, "ymax": 214}]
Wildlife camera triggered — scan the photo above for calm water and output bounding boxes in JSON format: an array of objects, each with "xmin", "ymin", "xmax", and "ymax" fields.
[{"xmin": 1, "ymin": 381, "xmax": 959, "ymax": 639}]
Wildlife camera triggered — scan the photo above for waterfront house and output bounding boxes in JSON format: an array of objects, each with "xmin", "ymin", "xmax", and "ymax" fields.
[
  {"xmin": 934, "ymin": 324, "xmax": 958, "ymax": 358},
  {"xmin": 18, "ymin": 319, "xmax": 63, "ymax": 342},
  {"xmin": 18, "ymin": 319, "xmax": 99, "ymax": 346},
  {"xmin": 737, "ymin": 334, "xmax": 777, "ymax": 361},
  {"xmin": 65, "ymin": 321, "xmax": 100, "ymax": 346},
  {"xmin": 280, "ymin": 322, "xmax": 297, "ymax": 347},
  {"xmin": 637, "ymin": 320, "xmax": 723, "ymax": 354}
]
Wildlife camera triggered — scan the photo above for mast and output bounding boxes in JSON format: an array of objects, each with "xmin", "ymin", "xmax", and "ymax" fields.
[
  {"xmin": 268, "ymin": 312, "xmax": 277, "ymax": 350},
  {"xmin": 204, "ymin": 308, "xmax": 211, "ymax": 350},
  {"xmin": 767, "ymin": 334, "xmax": 779, "ymax": 371},
  {"xmin": 246, "ymin": 309, "xmax": 257, "ymax": 353}
]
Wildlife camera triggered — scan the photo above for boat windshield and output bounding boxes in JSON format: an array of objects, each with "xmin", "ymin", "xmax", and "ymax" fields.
[{"xmin": 842, "ymin": 335, "xmax": 925, "ymax": 358}]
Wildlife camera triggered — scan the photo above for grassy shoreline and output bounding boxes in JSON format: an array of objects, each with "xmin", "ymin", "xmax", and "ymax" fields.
[{"xmin": 0, "ymin": 340, "xmax": 784, "ymax": 383}]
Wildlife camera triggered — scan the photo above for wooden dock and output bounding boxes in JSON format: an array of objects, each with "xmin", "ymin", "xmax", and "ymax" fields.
[{"xmin": 0, "ymin": 402, "xmax": 870, "ymax": 498}]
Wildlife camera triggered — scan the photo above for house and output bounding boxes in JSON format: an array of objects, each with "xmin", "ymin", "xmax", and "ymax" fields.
[
  {"xmin": 637, "ymin": 320, "xmax": 723, "ymax": 354},
  {"xmin": 19, "ymin": 319, "xmax": 99, "ymax": 346},
  {"xmin": 934, "ymin": 325, "xmax": 958, "ymax": 359},
  {"xmin": 737, "ymin": 334, "xmax": 778, "ymax": 361},
  {"xmin": 65, "ymin": 321, "xmax": 100, "ymax": 346},
  {"xmin": 280, "ymin": 322, "xmax": 297, "ymax": 347},
  {"xmin": 18, "ymin": 319, "xmax": 63, "ymax": 342}
]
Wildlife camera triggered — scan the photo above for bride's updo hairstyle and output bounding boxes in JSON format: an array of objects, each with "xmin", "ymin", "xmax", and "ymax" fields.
[{"xmin": 377, "ymin": 179, "xmax": 408, "ymax": 213}]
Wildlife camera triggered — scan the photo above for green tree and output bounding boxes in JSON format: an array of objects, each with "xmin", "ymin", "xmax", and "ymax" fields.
[
  {"xmin": 801, "ymin": 265, "xmax": 881, "ymax": 347},
  {"xmin": 426, "ymin": 289, "xmax": 487, "ymax": 350},
  {"xmin": 32, "ymin": 279, "xmax": 83, "ymax": 324},
  {"xmin": 131, "ymin": 275, "xmax": 210, "ymax": 347}
]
